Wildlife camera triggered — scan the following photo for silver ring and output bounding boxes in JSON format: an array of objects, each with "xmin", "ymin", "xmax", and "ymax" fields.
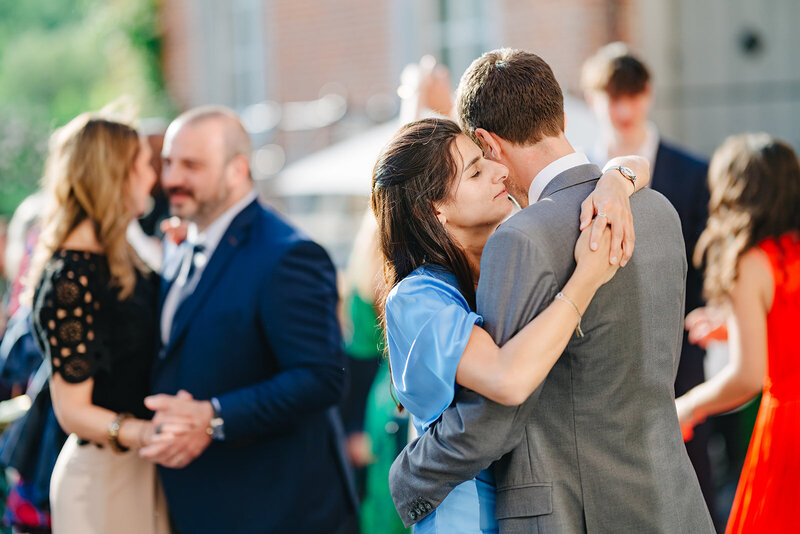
[
  {"xmin": 155, "ymin": 424, "xmax": 163, "ymax": 435},
  {"xmin": 597, "ymin": 211, "xmax": 608, "ymax": 218}
]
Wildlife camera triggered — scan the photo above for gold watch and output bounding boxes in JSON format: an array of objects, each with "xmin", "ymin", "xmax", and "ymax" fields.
[{"xmin": 107, "ymin": 412, "xmax": 133, "ymax": 453}]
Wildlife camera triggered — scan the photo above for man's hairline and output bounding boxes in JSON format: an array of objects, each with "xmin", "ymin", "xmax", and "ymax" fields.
[
  {"xmin": 588, "ymin": 84, "xmax": 651, "ymax": 100},
  {"xmin": 165, "ymin": 113, "xmax": 251, "ymax": 162},
  {"xmin": 462, "ymin": 123, "xmax": 561, "ymax": 150}
]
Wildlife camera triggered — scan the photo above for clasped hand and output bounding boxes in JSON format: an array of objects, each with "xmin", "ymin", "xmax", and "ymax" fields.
[
  {"xmin": 579, "ymin": 174, "xmax": 636, "ymax": 267},
  {"xmin": 139, "ymin": 390, "xmax": 214, "ymax": 469}
]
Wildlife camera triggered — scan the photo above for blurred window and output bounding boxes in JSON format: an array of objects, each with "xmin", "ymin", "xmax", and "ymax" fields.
[
  {"xmin": 232, "ymin": 0, "xmax": 267, "ymax": 108},
  {"xmin": 432, "ymin": 0, "xmax": 496, "ymax": 81}
]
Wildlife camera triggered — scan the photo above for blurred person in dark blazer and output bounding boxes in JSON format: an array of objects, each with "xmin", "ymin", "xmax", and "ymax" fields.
[
  {"xmin": 142, "ymin": 106, "xmax": 356, "ymax": 534},
  {"xmin": 136, "ymin": 118, "xmax": 170, "ymax": 239},
  {"xmin": 581, "ymin": 42, "xmax": 715, "ymax": 524}
]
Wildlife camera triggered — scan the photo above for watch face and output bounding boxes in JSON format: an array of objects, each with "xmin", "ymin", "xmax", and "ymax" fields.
[{"xmin": 619, "ymin": 166, "xmax": 635, "ymax": 179}]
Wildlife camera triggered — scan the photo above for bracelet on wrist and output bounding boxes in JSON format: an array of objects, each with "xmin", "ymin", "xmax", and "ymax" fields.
[
  {"xmin": 556, "ymin": 291, "xmax": 584, "ymax": 338},
  {"xmin": 107, "ymin": 412, "xmax": 133, "ymax": 453}
]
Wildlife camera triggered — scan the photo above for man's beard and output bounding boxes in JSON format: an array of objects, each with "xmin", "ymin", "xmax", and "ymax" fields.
[
  {"xmin": 505, "ymin": 180, "xmax": 529, "ymax": 209},
  {"xmin": 166, "ymin": 178, "xmax": 231, "ymax": 226}
]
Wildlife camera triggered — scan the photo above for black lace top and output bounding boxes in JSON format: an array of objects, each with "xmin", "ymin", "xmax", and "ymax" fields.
[{"xmin": 32, "ymin": 250, "xmax": 157, "ymax": 419}]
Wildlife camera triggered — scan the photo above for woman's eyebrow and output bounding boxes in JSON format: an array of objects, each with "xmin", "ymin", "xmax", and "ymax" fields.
[{"xmin": 461, "ymin": 155, "xmax": 481, "ymax": 175}]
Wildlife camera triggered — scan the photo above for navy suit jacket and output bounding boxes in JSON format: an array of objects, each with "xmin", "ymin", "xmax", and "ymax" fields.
[
  {"xmin": 651, "ymin": 140, "xmax": 710, "ymax": 394},
  {"xmin": 152, "ymin": 199, "xmax": 355, "ymax": 533}
]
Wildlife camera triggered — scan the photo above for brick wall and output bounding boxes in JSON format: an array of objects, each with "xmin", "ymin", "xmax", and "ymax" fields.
[
  {"xmin": 161, "ymin": 0, "xmax": 641, "ymax": 110},
  {"xmin": 269, "ymin": 0, "xmax": 394, "ymax": 107},
  {"xmin": 160, "ymin": 0, "xmax": 195, "ymax": 109},
  {"xmin": 499, "ymin": 0, "xmax": 639, "ymax": 96},
  {"xmin": 158, "ymin": 0, "xmax": 639, "ymax": 159}
]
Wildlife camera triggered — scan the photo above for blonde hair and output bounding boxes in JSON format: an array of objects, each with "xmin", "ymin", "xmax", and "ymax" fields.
[
  {"xmin": 30, "ymin": 112, "xmax": 143, "ymax": 299},
  {"xmin": 345, "ymin": 210, "xmax": 383, "ymax": 302},
  {"xmin": 695, "ymin": 133, "xmax": 800, "ymax": 305}
]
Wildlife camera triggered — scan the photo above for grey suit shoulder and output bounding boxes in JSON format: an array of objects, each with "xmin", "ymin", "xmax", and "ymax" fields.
[
  {"xmin": 389, "ymin": 163, "xmax": 713, "ymax": 533},
  {"xmin": 478, "ymin": 164, "xmax": 710, "ymax": 533}
]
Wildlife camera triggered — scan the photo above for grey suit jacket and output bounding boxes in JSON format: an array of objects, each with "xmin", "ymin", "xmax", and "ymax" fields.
[{"xmin": 389, "ymin": 164, "xmax": 714, "ymax": 533}]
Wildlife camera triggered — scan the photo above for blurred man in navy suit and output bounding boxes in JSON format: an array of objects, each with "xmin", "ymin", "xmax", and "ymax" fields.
[
  {"xmin": 142, "ymin": 106, "xmax": 356, "ymax": 533},
  {"xmin": 582, "ymin": 43, "xmax": 715, "ymax": 526}
]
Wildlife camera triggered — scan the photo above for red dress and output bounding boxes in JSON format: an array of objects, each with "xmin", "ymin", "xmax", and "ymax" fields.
[{"xmin": 726, "ymin": 233, "xmax": 800, "ymax": 533}]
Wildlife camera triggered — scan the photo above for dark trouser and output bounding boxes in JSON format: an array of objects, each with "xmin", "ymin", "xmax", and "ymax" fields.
[
  {"xmin": 685, "ymin": 421, "xmax": 718, "ymax": 531},
  {"xmin": 332, "ymin": 514, "xmax": 360, "ymax": 534},
  {"xmin": 675, "ymin": 337, "xmax": 719, "ymax": 531}
]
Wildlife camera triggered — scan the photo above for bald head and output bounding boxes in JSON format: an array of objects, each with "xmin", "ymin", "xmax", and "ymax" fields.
[
  {"xmin": 166, "ymin": 105, "xmax": 252, "ymax": 164},
  {"xmin": 161, "ymin": 106, "xmax": 255, "ymax": 229}
]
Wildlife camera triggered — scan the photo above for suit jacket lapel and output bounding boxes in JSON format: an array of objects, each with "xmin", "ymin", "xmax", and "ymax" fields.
[
  {"xmin": 539, "ymin": 163, "xmax": 603, "ymax": 200},
  {"xmin": 166, "ymin": 200, "xmax": 260, "ymax": 351},
  {"xmin": 159, "ymin": 241, "xmax": 187, "ymax": 308}
]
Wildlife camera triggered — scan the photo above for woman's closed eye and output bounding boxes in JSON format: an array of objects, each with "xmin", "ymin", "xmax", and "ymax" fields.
[{"xmin": 471, "ymin": 162, "xmax": 484, "ymax": 178}]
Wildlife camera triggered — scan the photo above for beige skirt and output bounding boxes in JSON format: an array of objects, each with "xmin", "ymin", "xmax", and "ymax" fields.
[{"xmin": 50, "ymin": 434, "xmax": 170, "ymax": 534}]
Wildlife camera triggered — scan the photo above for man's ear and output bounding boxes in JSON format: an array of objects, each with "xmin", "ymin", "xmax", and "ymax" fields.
[
  {"xmin": 227, "ymin": 154, "xmax": 251, "ymax": 184},
  {"xmin": 475, "ymin": 128, "xmax": 501, "ymax": 160}
]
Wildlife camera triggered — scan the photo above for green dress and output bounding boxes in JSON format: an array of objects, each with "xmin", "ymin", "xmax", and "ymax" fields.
[
  {"xmin": 360, "ymin": 361, "xmax": 410, "ymax": 534},
  {"xmin": 345, "ymin": 292, "xmax": 409, "ymax": 534}
]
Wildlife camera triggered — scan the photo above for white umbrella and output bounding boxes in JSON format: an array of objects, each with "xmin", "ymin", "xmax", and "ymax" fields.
[
  {"xmin": 271, "ymin": 120, "xmax": 401, "ymax": 197},
  {"xmin": 271, "ymin": 94, "xmax": 599, "ymax": 199}
]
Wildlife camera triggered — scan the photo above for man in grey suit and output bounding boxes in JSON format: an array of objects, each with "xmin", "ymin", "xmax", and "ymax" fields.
[{"xmin": 389, "ymin": 49, "xmax": 714, "ymax": 533}]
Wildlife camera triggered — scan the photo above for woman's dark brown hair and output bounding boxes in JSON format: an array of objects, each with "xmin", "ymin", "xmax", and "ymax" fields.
[
  {"xmin": 694, "ymin": 133, "xmax": 800, "ymax": 305},
  {"xmin": 370, "ymin": 117, "xmax": 477, "ymax": 310}
]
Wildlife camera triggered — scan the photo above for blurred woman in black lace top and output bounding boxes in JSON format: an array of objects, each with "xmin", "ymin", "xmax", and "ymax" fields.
[{"xmin": 29, "ymin": 112, "xmax": 172, "ymax": 534}]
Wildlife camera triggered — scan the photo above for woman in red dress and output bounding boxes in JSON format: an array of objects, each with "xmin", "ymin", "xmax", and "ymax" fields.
[{"xmin": 676, "ymin": 133, "xmax": 800, "ymax": 532}]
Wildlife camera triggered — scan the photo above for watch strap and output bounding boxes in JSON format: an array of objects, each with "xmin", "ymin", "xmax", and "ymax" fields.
[
  {"xmin": 612, "ymin": 165, "xmax": 637, "ymax": 192},
  {"xmin": 207, "ymin": 397, "xmax": 225, "ymax": 441}
]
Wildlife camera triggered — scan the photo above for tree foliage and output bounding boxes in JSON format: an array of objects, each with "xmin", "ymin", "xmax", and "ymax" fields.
[{"xmin": 0, "ymin": 0, "xmax": 172, "ymax": 215}]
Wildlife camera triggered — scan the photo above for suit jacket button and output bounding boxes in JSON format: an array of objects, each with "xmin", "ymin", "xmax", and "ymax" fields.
[
  {"xmin": 424, "ymin": 502, "xmax": 432, "ymax": 511},
  {"xmin": 409, "ymin": 510, "xmax": 417, "ymax": 520}
]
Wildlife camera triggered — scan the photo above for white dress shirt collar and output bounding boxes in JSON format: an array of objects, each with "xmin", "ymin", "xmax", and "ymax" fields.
[
  {"xmin": 528, "ymin": 152, "xmax": 591, "ymax": 204},
  {"xmin": 590, "ymin": 121, "xmax": 660, "ymax": 172},
  {"xmin": 160, "ymin": 189, "xmax": 258, "ymax": 346},
  {"xmin": 190, "ymin": 189, "xmax": 258, "ymax": 259}
]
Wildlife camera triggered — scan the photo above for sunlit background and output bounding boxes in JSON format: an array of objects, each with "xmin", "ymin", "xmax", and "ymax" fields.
[
  {"xmin": 1, "ymin": 2, "xmax": 798, "ymax": 531},
  {"xmin": 2, "ymin": 0, "xmax": 799, "ymax": 264}
]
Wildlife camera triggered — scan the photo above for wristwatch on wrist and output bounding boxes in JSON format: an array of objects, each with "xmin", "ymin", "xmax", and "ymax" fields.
[
  {"xmin": 608, "ymin": 165, "xmax": 637, "ymax": 192},
  {"xmin": 107, "ymin": 412, "xmax": 133, "ymax": 453},
  {"xmin": 207, "ymin": 397, "xmax": 225, "ymax": 441}
]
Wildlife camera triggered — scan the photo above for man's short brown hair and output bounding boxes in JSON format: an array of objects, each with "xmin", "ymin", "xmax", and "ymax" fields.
[
  {"xmin": 456, "ymin": 48, "xmax": 565, "ymax": 146},
  {"xmin": 580, "ymin": 42, "xmax": 650, "ymax": 98}
]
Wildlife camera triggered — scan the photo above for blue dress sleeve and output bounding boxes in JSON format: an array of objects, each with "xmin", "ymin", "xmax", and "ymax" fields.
[{"xmin": 385, "ymin": 273, "xmax": 482, "ymax": 432}]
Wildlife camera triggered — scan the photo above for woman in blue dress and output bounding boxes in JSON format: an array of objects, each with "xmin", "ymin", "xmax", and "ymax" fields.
[{"xmin": 371, "ymin": 118, "xmax": 649, "ymax": 533}]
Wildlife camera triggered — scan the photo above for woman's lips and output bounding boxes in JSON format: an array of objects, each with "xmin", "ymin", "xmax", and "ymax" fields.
[{"xmin": 494, "ymin": 188, "xmax": 508, "ymax": 199}]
